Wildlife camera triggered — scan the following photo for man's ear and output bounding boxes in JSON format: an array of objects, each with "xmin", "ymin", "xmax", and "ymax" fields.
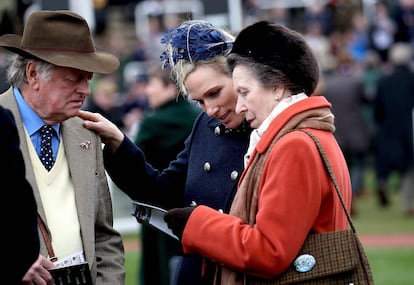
[{"xmin": 25, "ymin": 61, "xmax": 40, "ymax": 90}]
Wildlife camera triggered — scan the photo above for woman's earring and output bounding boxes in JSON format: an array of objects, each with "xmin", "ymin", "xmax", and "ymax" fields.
[{"xmin": 274, "ymin": 96, "xmax": 280, "ymax": 101}]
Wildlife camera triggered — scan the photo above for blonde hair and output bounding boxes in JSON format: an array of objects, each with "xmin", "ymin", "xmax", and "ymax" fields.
[{"xmin": 173, "ymin": 55, "xmax": 232, "ymax": 97}]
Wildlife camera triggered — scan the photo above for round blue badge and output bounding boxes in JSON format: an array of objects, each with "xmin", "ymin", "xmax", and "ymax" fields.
[{"xmin": 294, "ymin": 254, "xmax": 316, "ymax": 273}]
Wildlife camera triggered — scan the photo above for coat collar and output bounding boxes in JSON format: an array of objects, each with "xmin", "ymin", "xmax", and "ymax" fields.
[{"xmin": 255, "ymin": 96, "xmax": 331, "ymax": 154}]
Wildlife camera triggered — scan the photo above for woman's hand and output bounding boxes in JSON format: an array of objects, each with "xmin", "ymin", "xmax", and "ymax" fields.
[
  {"xmin": 164, "ymin": 207, "xmax": 195, "ymax": 240},
  {"xmin": 78, "ymin": 110, "xmax": 124, "ymax": 152}
]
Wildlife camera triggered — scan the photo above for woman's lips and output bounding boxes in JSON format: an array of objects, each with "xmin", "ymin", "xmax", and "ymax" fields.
[{"xmin": 219, "ymin": 112, "xmax": 230, "ymax": 123}]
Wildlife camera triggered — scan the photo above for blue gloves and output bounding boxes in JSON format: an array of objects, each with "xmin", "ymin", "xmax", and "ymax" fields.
[{"xmin": 164, "ymin": 207, "xmax": 195, "ymax": 240}]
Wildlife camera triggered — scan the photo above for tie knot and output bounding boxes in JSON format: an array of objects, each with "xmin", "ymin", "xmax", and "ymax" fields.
[{"xmin": 40, "ymin": 124, "xmax": 54, "ymax": 136}]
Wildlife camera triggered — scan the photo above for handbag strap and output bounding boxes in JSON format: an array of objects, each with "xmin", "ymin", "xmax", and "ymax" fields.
[
  {"xmin": 297, "ymin": 129, "xmax": 356, "ymax": 233},
  {"xmin": 37, "ymin": 214, "xmax": 58, "ymax": 262}
]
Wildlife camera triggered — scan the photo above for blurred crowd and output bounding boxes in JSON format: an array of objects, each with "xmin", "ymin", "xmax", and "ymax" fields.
[{"xmin": 1, "ymin": 0, "xmax": 413, "ymax": 218}]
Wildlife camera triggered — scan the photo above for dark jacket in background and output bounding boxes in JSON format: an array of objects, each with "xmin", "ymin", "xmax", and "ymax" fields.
[
  {"xmin": 323, "ymin": 68, "xmax": 371, "ymax": 154},
  {"xmin": 135, "ymin": 96, "xmax": 201, "ymax": 169},
  {"xmin": 82, "ymin": 97, "xmax": 125, "ymax": 129},
  {"xmin": 374, "ymin": 65, "xmax": 414, "ymax": 178}
]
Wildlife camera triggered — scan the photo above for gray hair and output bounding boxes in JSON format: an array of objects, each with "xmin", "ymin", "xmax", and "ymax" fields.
[{"xmin": 7, "ymin": 54, "xmax": 53, "ymax": 88}]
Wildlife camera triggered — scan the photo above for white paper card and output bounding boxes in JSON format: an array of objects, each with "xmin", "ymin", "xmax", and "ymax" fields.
[{"xmin": 131, "ymin": 201, "xmax": 179, "ymax": 240}]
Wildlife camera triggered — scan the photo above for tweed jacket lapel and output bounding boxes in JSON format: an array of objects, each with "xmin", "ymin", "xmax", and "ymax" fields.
[
  {"xmin": 0, "ymin": 88, "xmax": 95, "ymax": 260},
  {"xmin": 60, "ymin": 118, "xmax": 96, "ymax": 263}
]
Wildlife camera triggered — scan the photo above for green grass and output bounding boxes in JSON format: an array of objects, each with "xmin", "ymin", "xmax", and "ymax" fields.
[
  {"xmin": 124, "ymin": 247, "xmax": 414, "ymax": 285},
  {"xmin": 352, "ymin": 169, "xmax": 414, "ymax": 234},
  {"xmin": 352, "ymin": 170, "xmax": 414, "ymax": 284},
  {"xmin": 125, "ymin": 249, "xmax": 139, "ymax": 285},
  {"xmin": 353, "ymin": 192, "xmax": 414, "ymax": 234},
  {"xmin": 367, "ymin": 248, "xmax": 414, "ymax": 285},
  {"xmin": 122, "ymin": 167, "xmax": 414, "ymax": 285}
]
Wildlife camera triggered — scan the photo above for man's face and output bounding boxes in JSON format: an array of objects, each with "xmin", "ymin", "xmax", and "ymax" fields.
[{"xmin": 27, "ymin": 65, "xmax": 93, "ymax": 124}]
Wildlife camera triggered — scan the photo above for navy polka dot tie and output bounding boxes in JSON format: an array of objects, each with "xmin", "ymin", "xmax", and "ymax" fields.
[{"xmin": 39, "ymin": 124, "xmax": 55, "ymax": 171}]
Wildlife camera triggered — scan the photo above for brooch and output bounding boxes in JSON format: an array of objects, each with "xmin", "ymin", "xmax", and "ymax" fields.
[
  {"xmin": 79, "ymin": 141, "xmax": 92, "ymax": 149},
  {"xmin": 294, "ymin": 254, "xmax": 316, "ymax": 273}
]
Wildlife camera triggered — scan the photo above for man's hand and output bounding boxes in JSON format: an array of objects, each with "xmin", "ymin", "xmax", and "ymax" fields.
[{"xmin": 21, "ymin": 254, "xmax": 55, "ymax": 285}]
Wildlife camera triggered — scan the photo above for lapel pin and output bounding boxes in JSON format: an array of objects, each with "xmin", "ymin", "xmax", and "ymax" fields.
[{"xmin": 80, "ymin": 141, "xmax": 92, "ymax": 149}]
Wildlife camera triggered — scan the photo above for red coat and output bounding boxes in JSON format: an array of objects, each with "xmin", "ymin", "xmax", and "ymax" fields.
[{"xmin": 181, "ymin": 96, "xmax": 352, "ymax": 279}]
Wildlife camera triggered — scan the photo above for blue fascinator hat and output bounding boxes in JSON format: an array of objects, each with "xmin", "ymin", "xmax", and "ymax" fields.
[{"xmin": 160, "ymin": 20, "xmax": 234, "ymax": 68}]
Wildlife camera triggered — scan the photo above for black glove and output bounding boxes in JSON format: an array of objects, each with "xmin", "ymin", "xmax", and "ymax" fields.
[{"xmin": 164, "ymin": 207, "xmax": 195, "ymax": 240}]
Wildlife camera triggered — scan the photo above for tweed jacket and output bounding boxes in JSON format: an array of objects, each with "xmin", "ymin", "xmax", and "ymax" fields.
[
  {"xmin": 104, "ymin": 112, "xmax": 252, "ymax": 285},
  {"xmin": 180, "ymin": 96, "xmax": 352, "ymax": 283},
  {"xmin": 0, "ymin": 88, "xmax": 125, "ymax": 285}
]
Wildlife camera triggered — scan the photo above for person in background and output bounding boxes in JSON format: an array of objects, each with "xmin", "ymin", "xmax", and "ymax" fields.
[
  {"xmin": 347, "ymin": 11, "xmax": 370, "ymax": 64},
  {"xmin": 374, "ymin": 42, "xmax": 414, "ymax": 215},
  {"xmin": 82, "ymin": 75, "xmax": 125, "ymax": 129},
  {"xmin": 135, "ymin": 63, "xmax": 201, "ymax": 285},
  {"xmin": 0, "ymin": 49, "xmax": 10, "ymax": 93},
  {"xmin": 121, "ymin": 72, "xmax": 150, "ymax": 139},
  {"xmin": 0, "ymin": 10, "xmax": 125, "ymax": 284},
  {"xmin": 79, "ymin": 19, "xmax": 252, "ymax": 285},
  {"xmin": 163, "ymin": 21, "xmax": 352, "ymax": 284},
  {"xmin": 367, "ymin": 1, "xmax": 396, "ymax": 63},
  {"xmin": 392, "ymin": 0, "xmax": 414, "ymax": 44},
  {"xmin": 321, "ymin": 52, "xmax": 372, "ymax": 214},
  {"xmin": 1, "ymin": 105, "xmax": 39, "ymax": 284}
]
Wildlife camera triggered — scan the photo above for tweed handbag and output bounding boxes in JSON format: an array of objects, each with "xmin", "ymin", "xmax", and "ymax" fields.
[{"xmin": 246, "ymin": 130, "xmax": 374, "ymax": 285}]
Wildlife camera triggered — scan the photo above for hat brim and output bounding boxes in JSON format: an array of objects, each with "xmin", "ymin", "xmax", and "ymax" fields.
[{"xmin": 0, "ymin": 34, "xmax": 119, "ymax": 74}]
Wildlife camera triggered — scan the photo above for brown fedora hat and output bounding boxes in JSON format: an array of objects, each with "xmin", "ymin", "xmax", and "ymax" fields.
[{"xmin": 0, "ymin": 10, "xmax": 119, "ymax": 74}]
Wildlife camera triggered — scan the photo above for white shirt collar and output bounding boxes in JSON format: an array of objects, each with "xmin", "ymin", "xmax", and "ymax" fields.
[{"xmin": 244, "ymin": 93, "xmax": 308, "ymax": 167}]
